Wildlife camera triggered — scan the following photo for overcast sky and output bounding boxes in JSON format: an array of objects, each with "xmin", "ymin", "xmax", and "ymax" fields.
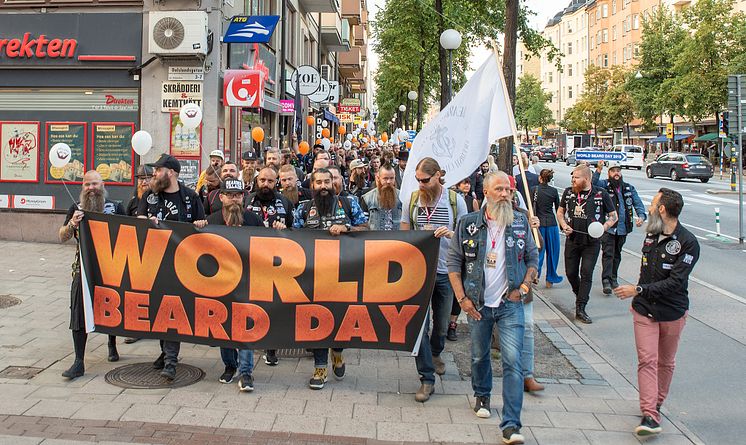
[{"xmin": 366, "ymin": 0, "xmax": 563, "ymax": 101}]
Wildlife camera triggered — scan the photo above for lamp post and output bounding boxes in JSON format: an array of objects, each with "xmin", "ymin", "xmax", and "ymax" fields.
[
  {"xmin": 407, "ymin": 90, "xmax": 418, "ymax": 130},
  {"xmin": 439, "ymin": 29, "xmax": 462, "ymax": 105},
  {"xmin": 399, "ymin": 104, "xmax": 407, "ymax": 131}
]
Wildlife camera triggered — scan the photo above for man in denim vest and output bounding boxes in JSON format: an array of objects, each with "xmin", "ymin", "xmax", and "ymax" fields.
[
  {"xmin": 361, "ymin": 163, "xmax": 401, "ymax": 230},
  {"xmin": 448, "ymin": 171, "xmax": 538, "ymax": 445}
]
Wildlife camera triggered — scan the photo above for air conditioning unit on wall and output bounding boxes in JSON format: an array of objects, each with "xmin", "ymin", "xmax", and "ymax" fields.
[
  {"xmin": 320, "ymin": 64, "xmax": 333, "ymax": 81},
  {"xmin": 148, "ymin": 11, "xmax": 209, "ymax": 56}
]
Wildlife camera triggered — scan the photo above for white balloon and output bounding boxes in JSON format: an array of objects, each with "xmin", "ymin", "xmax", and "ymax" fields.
[
  {"xmin": 321, "ymin": 138, "xmax": 331, "ymax": 150},
  {"xmin": 131, "ymin": 130, "xmax": 153, "ymax": 156},
  {"xmin": 378, "ymin": 140, "xmax": 384, "ymax": 147},
  {"xmin": 588, "ymin": 221, "xmax": 605, "ymax": 239},
  {"xmin": 362, "ymin": 137, "xmax": 368, "ymax": 143},
  {"xmin": 179, "ymin": 103, "xmax": 203, "ymax": 129},
  {"xmin": 343, "ymin": 140, "xmax": 352, "ymax": 149},
  {"xmin": 321, "ymin": 120, "xmax": 329, "ymax": 128},
  {"xmin": 398, "ymin": 131, "xmax": 409, "ymax": 142},
  {"xmin": 49, "ymin": 143, "xmax": 72, "ymax": 168},
  {"xmin": 346, "ymin": 134, "xmax": 353, "ymax": 141},
  {"xmin": 367, "ymin": 129, "xmax": 375, "ymax": 136}
]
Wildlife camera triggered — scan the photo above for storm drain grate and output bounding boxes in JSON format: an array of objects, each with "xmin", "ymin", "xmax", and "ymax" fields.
[
  {"xmin": 105, "ymin": 362, "xmax": 205, "ymax": 389},
  {"xmin": 0, "ymin": 295, "xmax": 22, "ymax": 309},
  {"xmin": 275, "ymin": 348, "xmax": 313, "ymax": 358},
  {"xmin": 0, "ymin": 366, "xmax": 44, "ymax": 379}
]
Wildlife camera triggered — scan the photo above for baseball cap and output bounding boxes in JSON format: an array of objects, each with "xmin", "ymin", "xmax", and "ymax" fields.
[
  {"xmin": 147, "ymin": 154, "xmax": 181, "ymax": 173},
  {"xmin": 242, "ymin": 150, "xmax": 258, "ymax": 161},
  {"xmin": 608, "ymin": 161, "xmax": 622, "ymax": 170},
  {"xmin": 209, "ymin": 149, "xmax": 225, "ymax": 159},
  {"xmin": 220, "ymin": 179, "xmax": 244, "ymax": 193},
  {"xmin": 135, "ymin": 165, "xmax": 153, "ymax": 178},
  {"xmin": 350, "ymin": 159, "xmax": 368, "ymax": 169}
]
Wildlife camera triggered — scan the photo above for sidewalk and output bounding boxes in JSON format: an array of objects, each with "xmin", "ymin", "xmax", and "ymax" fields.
[{"xmin": 0, "ymin": 241, "xmax": 701, "ymax": 445}]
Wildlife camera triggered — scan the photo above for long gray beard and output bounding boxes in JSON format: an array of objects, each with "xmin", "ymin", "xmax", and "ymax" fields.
[
  {"xmin": 486, "ymin": 200, "xmax": 514, "ymax": 227},
  {"xmin": 646, "ymin": 209, "xmax": 664, "ymax": 235},
  {"xmin": 79, "ymin": 188, "xmax": 106, "ymax": 212}
]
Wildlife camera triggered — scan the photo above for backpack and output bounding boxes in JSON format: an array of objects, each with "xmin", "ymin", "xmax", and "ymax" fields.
[{"xmin": 408, "ymin": 189, "xmax": 458, "ymax": 228}]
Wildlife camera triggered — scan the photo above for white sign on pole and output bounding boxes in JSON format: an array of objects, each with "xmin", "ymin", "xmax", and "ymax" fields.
[
  {"xmin": 168, "ymin": 66, "xmax": 205, "ymax": 81},
  {"xmin": 309, "ymin": 79, "xmax": 331, "ymax": 103},
  {"xmin": 290, "ymin": 65, "xmax": 322, "ymax": 96},
  {"xmin": 326, "ymin": 81, "xmax": 340, "ymax": 104}
]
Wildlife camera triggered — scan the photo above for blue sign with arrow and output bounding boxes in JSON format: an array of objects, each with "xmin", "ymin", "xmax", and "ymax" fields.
[
  {"xmin": 223, "ymin": 16, "xmax": 280, "ymax": 44},
  {"xmin": 575, "ymin": 151, "xmax": 628, "ymax": 162}
]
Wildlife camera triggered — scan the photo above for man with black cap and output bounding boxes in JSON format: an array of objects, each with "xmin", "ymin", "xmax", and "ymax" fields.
[
  {"xmin": 394, "ymin": 150, "xmax": 409, "ymax": 188},
  {"xmin": 127, "ymin": 165, "xmax": 152, "ymax": 216},
  {"xmin": 239, "ymin": 151, "xmax": 259, "ymax": 191},
  {"xmin": 204, "ymin": 161, "xmax": 244, "ymax": 216},
  {"xmin": 137, "ymin": 153, "xmax": 205, "ymax": 381}
]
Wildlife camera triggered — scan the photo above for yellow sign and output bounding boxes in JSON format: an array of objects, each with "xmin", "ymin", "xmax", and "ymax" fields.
[
  {"xmin": 537, "ymin": 128, "xmax": 543, "ymax": 137},
  {"xmin": 666, "ymin": 123, "xmax": 674, "ymax": 140},
  {"xmin": 353, "ymin": 116, "xmax": 362, "ymax": 126}
]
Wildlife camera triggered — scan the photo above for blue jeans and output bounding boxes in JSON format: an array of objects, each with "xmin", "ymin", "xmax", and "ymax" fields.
[
  {"xmin": 522, "ymin": 301, "xmax": 534, "ymax": 379},
  {"xmin": 468, "ymin": 300, "xmax": 525, "ymax": 430},
  {"xmin": 221, "ymin": 347, "xmax": 253, "ymax": 375},
  {"xmin": 416, "ymin": 273, "xmax": 454, "ymax": 384},
  {"xmin": 220, "ymin": 347, "xmax": 238, "ymax": 369},
  {"xmin": 313, "ymin": 348, "xmax": 343, "ymax": 367}
]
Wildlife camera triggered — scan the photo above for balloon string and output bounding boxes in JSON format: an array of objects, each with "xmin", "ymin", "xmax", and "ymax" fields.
[{"xmin": 61, "ymin": 179, "xmax": 81, "ymax": 210}]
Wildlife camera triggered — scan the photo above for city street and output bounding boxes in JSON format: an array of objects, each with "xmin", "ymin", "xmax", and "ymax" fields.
[{"xmin": 539, "ymin": 160, "xmax": 746, "ymax": 444}]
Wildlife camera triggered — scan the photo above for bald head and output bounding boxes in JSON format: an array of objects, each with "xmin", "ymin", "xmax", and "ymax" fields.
[
  {"xmin": 572, "ymin": 165, "xmax": 592, "ymax": 179},
  {"xmin": 83, "ymin": 170, "xmax": 102, "ymax": 183}
]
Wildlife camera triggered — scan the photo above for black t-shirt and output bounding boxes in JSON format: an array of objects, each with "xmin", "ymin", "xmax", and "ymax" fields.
[
  {"xmin": 559, "ymin": 186, "xmax": 614, "ymax": 244},
  {"xmin": 206, "ymin": 209, "xmax": 263, "ymax": 227},
  {"xmin": 137, "ymin": 186, "xmax": 205, "ymax": 223}
]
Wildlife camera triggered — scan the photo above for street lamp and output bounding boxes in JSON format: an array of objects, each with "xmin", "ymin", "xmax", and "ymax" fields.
[
  {"xmin": 440, "ymin": 29, "xmax": 462, "ymax": 104},
  {"xmin": 407, "ymin": 90, "xmax": 418, "ymax": 130},
  {"xmin": 635, "ymin": 70, "xmax": 643, "ymax": 79},
  {"xmin": 399, "ymin": 104, "xmax": 407, "ymax": 130}
]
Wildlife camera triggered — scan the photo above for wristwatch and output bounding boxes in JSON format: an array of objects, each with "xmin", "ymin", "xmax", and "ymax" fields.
[
  {"xmin": 344, "ymin": 223, "xmax": 351, "ymax": 232},
  {"xmin": 635, "ymin": 285, "xmax": 643, "ymax": 295}
]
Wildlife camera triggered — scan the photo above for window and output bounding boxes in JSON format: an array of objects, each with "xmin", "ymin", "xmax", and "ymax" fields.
[
  {"xmin": 612, "ymin": 25, "xmax": 617, "ymax": 40},
  {"xmin": 602, "ymin": 4, "xmax": 608, "ymax": 17},
  {"xmin": 568, "ymin": 86, "xmax": 573, "ymax": 99},
  {"xmin": 568, "ymin": 64, "xmax": 573, "ymax": 77},
  {"xmin": 634, "ymin": 44, "xmax": 640, "ymax": 57},
  {"xmin": 590, "ymin": 36, "xmax": 594, "ymax": 49},
  {"xmin": 603, "ymin": 54, "xmax": 609, "ymax": 67},
  {"xmin": 568, "ymin": 21, "xmax": 573, "ymax": 33},
  {"xmin": 633, "ymin": 14, "xmax": 639, "ymax": 29},
  {"xmin": 612, "ymin": 0, "xmax": 617, "ymax": 14},
  {"xmin": 603, "ymin": 29, "xmax": 609, "ymax": 43},
  {"xmin": 597, "ymin": 31, "xmax": 602, "ymax": 43},
  {"xmin": 613, "ymin": 52, "xmax": 617, "ymax": 65},
  {"xmin": 286, "ymin": 3, "xmax": 297, "ymax": 65},
  {"xmin": 549, "ymin": 72, "xmax": 553, "ymax": 83},
  {"xmin": 568, "ymin": 42, "xmax": 573, "ymax": 55},
  {"xmin": 596, "ymin": 9, "xmax": 601, "ymax": 20}
]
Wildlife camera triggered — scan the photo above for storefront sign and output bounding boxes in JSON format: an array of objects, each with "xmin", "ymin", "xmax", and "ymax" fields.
[
  {"xmin": 327, "ymin": 81, "xmax": 340, "ymax": 104},
  {"xmin": 341, "ymin": 98, "xmax": 361, "ymax": 107},
  {"xmin": 280, "ymin": 99, "xmax": 295, "ymax": 115},
  {"xmin": 0, "ymin": 34, "xmax": 77, "ymax": 59},
  {"xmin": 170, "ymin": 113, "xmax": 202, "ymax": 157},
  {"xmin": 168, "ymin": 66, "xmax": 205, "ymax": 81},
  {"xmin": 45, "ymin": 122, "xmax": 86, "ymax": 184},
  {"xmin": 92, "ymin": 123, "xmax": 133, "ymax": 185},
  {"xmin": 224, "ymin": 70, "xmax": 264, "ymax": 108},
  {"xmin": 338, "ymin": 105, "xmax": 361, "ymax": 113},
  {"xmin": 289, "ymin": 66, "xmax": 321, "ymax": 96},
  {"xmin": 223, "ymin": 16, "xmax": 280, "ymax": 44},
  {"xmin": 0, "ymin": 121, "xmax": 39, "ymax": 183},
  {"xmin": 161, "ymin": 82, "xmax": 203, "ymax": 113},
  {"xmin": 339, "ymin": 113, "xmax": 354, "ymax": 124},
  {"xmin": 13, "ymin": 195, "xmax": 54, "ymax": 209},
  {"xmin": 309, "ymin": 79, "xmax": 331, "ymax": 103},
  {"xmin": 0, "ymin": 194, "xmax": 8, "ymax": 208}
]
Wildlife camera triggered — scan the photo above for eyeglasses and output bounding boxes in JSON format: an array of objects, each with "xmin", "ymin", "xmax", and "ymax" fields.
[{"xmin": 415, "ymin": 176, "xmax": 432, "ymax": 184}]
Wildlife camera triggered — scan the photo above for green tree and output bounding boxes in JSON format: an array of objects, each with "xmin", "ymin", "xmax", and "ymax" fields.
[
  {"xmin": 559, "ymin": 103, "xmax": 591, "ymax": 134},
  {"xmin": 514, "ymin": 74, "xmax": 554, "ymax": 142}
]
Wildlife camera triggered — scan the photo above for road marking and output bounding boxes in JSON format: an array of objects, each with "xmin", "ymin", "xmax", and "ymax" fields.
[
  {"xmin": 639, "ymin": 193, "xmax": 716, "ymax": 207},
  {"xmin": 623, "ymin": 248, "xmax": 746, "ymax": 305},
  {"xmin": 680, "ymin": 222, "xmax": 740, "ymax": 241},
  {"xmin": 692, "ymin": 193, "xmax": 741, "ymax": 205}
]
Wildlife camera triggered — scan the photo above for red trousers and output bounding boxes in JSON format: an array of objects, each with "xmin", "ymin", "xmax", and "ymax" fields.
[{"xmin": 632, "ymin": 308, "xmax": 687, "ymax": 422}]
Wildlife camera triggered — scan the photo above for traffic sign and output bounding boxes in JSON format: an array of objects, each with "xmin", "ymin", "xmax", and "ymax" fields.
[
  {"xmin": 575, "ymin": 151, "xmax": 628, "ymax": 162},
  {"xmin": 666, "ymin": 123, "xmax": 674, "ymax": 140}
]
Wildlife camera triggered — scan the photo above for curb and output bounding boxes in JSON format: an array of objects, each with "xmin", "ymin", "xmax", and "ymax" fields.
[
  {"xmin": 532, "ymin": 289, "xmax": 706, "ymax": 445},
  {"xmin": 706, "ymin": 189, "xmax": 746, "ymax": 195}
]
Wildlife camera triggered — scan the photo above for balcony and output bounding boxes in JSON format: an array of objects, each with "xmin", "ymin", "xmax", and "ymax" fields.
[
  {"xmin": 299, "ymin": 0, "xmax": 339, "ymax": 13},
  {"xmin": 339, "ymin": 46, "xmax": 362, "ymax": 78},
  {"xmin": 360, "ymin": 43, "xmax": 367, "ymax": 62},
  {"xmin": 353, "ymin": 24, "xmax": 367, "ymax": 46},
  {"xmin": 342, "ymin": 0, "xmax": 362, "ymax": 25},
  {"xmin": 320, "ymin": 13, "xmax": 350, "ymax": 52}
]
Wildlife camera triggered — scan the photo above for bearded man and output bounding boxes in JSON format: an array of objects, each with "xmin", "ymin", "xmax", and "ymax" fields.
[
  {"xmin": 347, "ymin": 159, "xmax": 370, "ymax": 198},
  {"xmin": 127, "ymin": 165, "xmax": 152, "ymax": 216},
  {"xmin": 240, "ymin": 151, "xmax": 260, "ymax": 191},
  {"xmin": 279, "ymin": 164, "xmax": 311, "ymax": 206},
  {"xmin": 361, "ymin": 163, "xmax": 401, "ymax": 230},
  {"xmin": 59, "ymin": 171, "xmax": 126, "ymax": 379},
  {"xmin": 447, "ymin": 171, "xmax": 538, "ymax": 445},
  {"xmin": 204, "ymin": 161, "xmax": 244, "ymax": 215}
]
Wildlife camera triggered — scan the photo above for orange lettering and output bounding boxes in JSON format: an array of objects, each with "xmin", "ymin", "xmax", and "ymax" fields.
[
  {"xmin": 93, "ymin": 286, "xmax": 121, "ymax": 327},
  {"xmin": 88, "ymin": 221, "xmax": 170, "ymax": 292},
  {"xmin": 380, "ymin": 305, "xmax": 420, "ymax": 344},
  {"xmin": 151, "ymin": 295, "xmax": 192, "ymax": 335},
  {"xmin": 194, "ymin": 298, "xmax": 229, "ymax": 340},
  {"xmin": 363, "ymin": 240, "xmax": 427, "ymax": 303},
  {"xmin": 249, "ymin": 237, "xmax": 309, "ymax": 303},
  {"xmin": 314, "ymin": 239, "xmax": 357, "ymax": 302},
  {"xmin": 295, "ymin": 304, "xmax": 334, "ymax": 341},
  {"xmin": 334, "ymin": 305, "xmax": 377, "ymax": 342},
  {"xmin": 123, "ymin": 291, "xmax": 150, "ymax": 332},
  {"xmin": 174, "ymin": 233, "xmax": 242, "ymax": 297},
  {"xmin": 231, "ymin": 303, "xmax": 270, "ymax": 342}
]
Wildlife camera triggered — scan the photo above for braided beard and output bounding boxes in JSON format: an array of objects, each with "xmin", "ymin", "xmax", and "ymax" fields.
[{"xmin": 222, "ymin": 202, "xmax": 244, "ymax": 226}]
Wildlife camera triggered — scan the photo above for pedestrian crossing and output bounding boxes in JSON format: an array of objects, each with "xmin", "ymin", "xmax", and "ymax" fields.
[{"xmin": 637, "ymin": 192, "xmax": 742, "ymax": 208}]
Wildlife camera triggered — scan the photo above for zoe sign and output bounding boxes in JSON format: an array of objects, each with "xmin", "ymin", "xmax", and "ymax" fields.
[{"xmin": 288, "ymin": 65, "xmax": 321, "ymax": 96}]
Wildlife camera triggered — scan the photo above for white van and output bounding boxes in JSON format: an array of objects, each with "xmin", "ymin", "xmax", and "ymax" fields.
[{"xmin": 611, "ymin": 144, "xmax": 644, "ymax": 170}]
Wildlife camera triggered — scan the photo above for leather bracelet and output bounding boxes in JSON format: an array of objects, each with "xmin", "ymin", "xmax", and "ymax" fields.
[{"xmin": 457, "ymin": 296, "xmax": 467, "ymax": 304}]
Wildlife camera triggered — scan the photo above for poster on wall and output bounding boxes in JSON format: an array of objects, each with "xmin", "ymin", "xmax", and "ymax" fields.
[
  {"xmin": 170, "ymin": 113, "xmax": 202, "ymax": 157},
  {"xmin": 177, "ymin": 158, "xmax": 200, "ymax": 189},
  {"xmin": 0, "ymin": 121, "xmax": 39, "ymax": 182},
  {"xmin": 45, "ymin": 122, "xmax": 86, "ymax": 184},
  {"xmin": 92, "ymin": 122, "xmax": 134, "ymax": 185}
]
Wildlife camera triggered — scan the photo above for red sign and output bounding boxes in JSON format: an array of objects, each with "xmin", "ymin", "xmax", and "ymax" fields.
[
  {"xmin": 223, "ymin": 70, "xmax": 264, "ymax": 108},
  {"xmin": 105, "ymin": 95, "xmax": 135, "ymax": 106},
  {"xmin": 338, "ymin": 105, "xmax": 361, "ymax": 113},
  {"xmin": 0, "ymin": 33, "xmax": 77, "ymax": 59}
]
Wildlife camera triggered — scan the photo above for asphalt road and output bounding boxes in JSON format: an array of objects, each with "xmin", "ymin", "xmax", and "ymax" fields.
[{"xmin": 533, "ymin": 160, "xmax": 746, "ymax": 444}]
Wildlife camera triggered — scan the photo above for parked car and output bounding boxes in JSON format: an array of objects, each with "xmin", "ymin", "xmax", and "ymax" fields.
[
  {"xmin": 610, "ymin": 144, "xmax": 644, "ymax": 170},
  {"xmin": 536, "ymin": 146, "xmax": 558, "ymax": 162},
  {"xmin": 645, "ymin": 152, "xmax": 713, "ymax": 182}
]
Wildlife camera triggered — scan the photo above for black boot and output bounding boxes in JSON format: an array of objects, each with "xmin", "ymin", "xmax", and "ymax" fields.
[
  {"xmin": 153, "ymin": 352, "xmax": 165, "ymax": 369},
  {"xmin": 576, "ymin": 305, "xmax": 593, "ymax": 324},
  {"xmin": 62, "ymin": 359, "xmax": 85, "ymax": 379},
  {"xmin": 108, "ymin": 336, "xmax": 119, "ymax": 362},
  {"xmin": 602, "ymin": 279, "xmax": 612, "ymax": 295}
]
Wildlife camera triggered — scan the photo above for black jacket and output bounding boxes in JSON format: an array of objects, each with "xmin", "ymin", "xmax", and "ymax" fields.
[
  {"xmin": 632, "ymin": 222, "xmax": 699, "ymax": 322},
  {"xmin": 531, "ymin": 183, "xmax": 560, "ymax": 227},
  {"xmin": 516, "ymin": 171, "xmax": 540, "ymax": 206}
]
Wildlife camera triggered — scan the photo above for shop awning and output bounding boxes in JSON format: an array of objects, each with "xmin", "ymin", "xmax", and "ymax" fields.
[
  {"xmin": 649, "ymin": 134, "xmax": 694, "ymax": 143},
  {"xmin": 323, "ymin": 109, "xmax": 340, "ymax": 125},
  {"xmin": 693, "ymin": 132, "xmax": 730, "ymax": 142}
]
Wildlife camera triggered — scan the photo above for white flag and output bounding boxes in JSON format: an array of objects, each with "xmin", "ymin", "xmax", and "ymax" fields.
[{"xmin": 400, "ymin": 54, "xmax": 517, "ymax": 200}]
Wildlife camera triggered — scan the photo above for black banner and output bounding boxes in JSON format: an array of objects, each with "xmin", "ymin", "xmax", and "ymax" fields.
[{"xmin": 79, "ymin": 213, "xmax": 439, "ymax": 352}]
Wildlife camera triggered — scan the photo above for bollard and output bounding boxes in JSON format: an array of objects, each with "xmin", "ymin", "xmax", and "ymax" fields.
[
  {"xmin": 732, "ymin": 155, "xmax": 738, "ymax": 191},
  {"xmin": 716, "ymin": 207, "xmax": 721, "ymax": 236}
]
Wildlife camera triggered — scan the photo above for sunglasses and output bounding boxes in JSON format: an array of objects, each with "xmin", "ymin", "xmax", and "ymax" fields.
[{"xmin": 415, "ymin": 176, "xmax": 432, "ymax": 184}]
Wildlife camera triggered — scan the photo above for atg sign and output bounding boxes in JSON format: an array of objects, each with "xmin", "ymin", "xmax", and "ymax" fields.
[{"xmin": 223, "ymin": 16, "xmax": 280, "ymax": 44}]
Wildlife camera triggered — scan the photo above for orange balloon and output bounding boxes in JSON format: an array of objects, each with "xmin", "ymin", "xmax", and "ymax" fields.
[
  {"xmin": 381, "ymin": 133, "xmax": 389, "ymax": 142},
  {"xmin": 251, "ymin": 127, "xmax": 264, "ymax": 143},
  {"xmin": 298, "ymin": 141, "xmax": 310, "ymax": 155},
  {"xmin": 306, "ymin": 116, "xmax": 314, "ymax": 126},
  {"xmin": 321, "ymin": 128, "xmax": 331, "ymax": 138},
  {"xmin": 406, "ymin": 141, "xmax": 412, "ymax": 148},
  {"xmin": 338, "ymin": 126, "xmax": 346, "ymax": 135},
  {"xmin": 363, "ymin": 122, "xmax": 368, "ymax": 128},
  {"xmin": 315, "ymin": 139, "xmax": 322, "ymax": 145}
]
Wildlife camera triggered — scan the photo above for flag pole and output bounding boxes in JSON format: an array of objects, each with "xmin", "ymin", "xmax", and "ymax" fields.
[{"xmin": 491, "ymin": 42, "xmax": 541, "ymax": 249}]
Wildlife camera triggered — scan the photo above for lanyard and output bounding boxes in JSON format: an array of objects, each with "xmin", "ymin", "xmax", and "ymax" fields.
[
  {"xmin": 423, "ymin": 205, "xmax": 436, "ymax": 224},
  {"xmin": 576, "ymin": 190, "xmax": 590, "ymax": 208},
  {"xmin": 486, "ymin": 214, "xmax": 503, "ymax": 250}
]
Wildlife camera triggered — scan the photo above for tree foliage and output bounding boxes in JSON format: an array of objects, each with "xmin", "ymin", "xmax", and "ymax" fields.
[{"xmin": 514, "ymin": 74, "xmax": 553, "ymax": 141}]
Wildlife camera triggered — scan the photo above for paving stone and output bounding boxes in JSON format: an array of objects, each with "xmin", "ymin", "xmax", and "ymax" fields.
[
  {"xmin": 559, "ymin": 397, "xmax": 613, "ymax": 414},
  {"xmin": 71, "ymin": 402, "xmax": 131, "ymax": 421},
  {"xmin": 520, "ymin": 410, "xmax": 553, "ymax": 427},
  {"xmin": 376, "ymin": 393, "xmax": 421, "ymax": 408},
  {"xmin": 28, "ymin": 387, "xmax": 78, "ymax": 400},
  {"xmin": 352, "ymin": 404, "xmax": 401, "ymax": 422},
  {"xmin": 24, "ymin": 400, "xmax": 83, "ymax": 419},
  {"xmin": 400, "ymin": 406, "xmax": 450, "ymax": 423},
  {"xmin": 579, "ymin": 379, "xmax": 609, "ymax": 386},
  {"xmin": 546, "ymin": 411, "xmax": 604, "ymax": 430},
  {"xmin": 322, "ymin": 417, "xmax": 376, "ymax": 439},
  {"xmin": 522, "ymin": 396, "xmax": 567, "ymax": 412},
  {"xmin": 594, "ymin": 413, "xmax": 644, "ymax": 432},
  {"xmin": 530, "ymin": 426, "xmax": 591, "ymax": 445},
  {"xmin": 330, "ymin": 389, "xmax": 377, "ymax": 405},
  {"xmin": 255, "ymin": 396, "xmax": 306, "ymax": 415},
  {"xmin": 302, "ymin": 400, "xmax": 354, "ymax": 418},
  {"xmin": 571, "ymin": 384, "xmax": 622, "ymax": 399},
  {"xmin": 479, "ymin": 424, "xmax": 535, "ymax": 445},
  {"xmin": 537, "ymin": 384, "xmax": 575, "ymax": 397},
  {"xmin": 376, "ymin": 421, "xmax": 428, "ymax": 442},
  {"xmin": 220, "ymin": 410, "xmax": 275, "ymax": 431},
  {"xmin": 111, "ymin": 394, "xmax": 165, "ymax": 406},
  {"xmin": 205, "ymin": 393, "xmax": 258, "ymax": 412},
  {"xmin": 169, "ymin": 406, "xmax": 227, "ymax": 427},
  {"xmin": 120, "ymin": 404, "xmax": 178, "ymax": 424},
  {"xmin": 0, "ymin": 384, "xmax": 38, "ymax": 398},
  {"xmin": 428, "ymin": 422, "xmax": 483, "ymax": 443},
  {"xmin": 643, "ymin": 434, "xmax": 695, "ymax": 444},
  {"xmin": 159, "ymin": 391, "xmax": 214, "ymax": 408},
  {"xmin": 448, "ymin": 406, "xmax": 498, "ymax": 425},
  {"xmin": 583, "ymin": 429, "xmax": 642, "ymax": 445},
  {"xmin": 604, "ymin": 399, "xmax": 641, "ymax": 416},
  {"xmin": 0, "ymin": 434, "xmax": 42, "ymax": 445},
  {"xmin": 420, "ymin": 394, "xmax": 471, "ymax": 409},
  {"xmin": 0, "ymin": 398, "xmax": 39, "ymax": 415},
  {"xmin": 271, "ymin": 413, "xmax": 326, "ymax": 435}
]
